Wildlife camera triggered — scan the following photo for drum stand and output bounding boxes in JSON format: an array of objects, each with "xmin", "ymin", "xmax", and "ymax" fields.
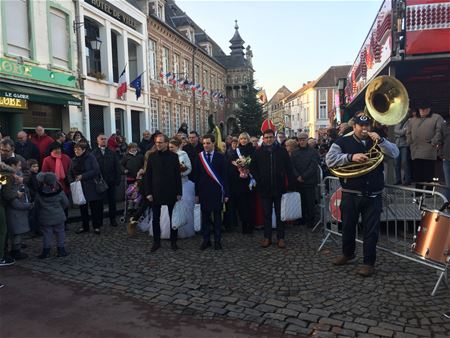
[{"xmin": 431, "ymin": 262, "xmax": 449, "ymax": 296}]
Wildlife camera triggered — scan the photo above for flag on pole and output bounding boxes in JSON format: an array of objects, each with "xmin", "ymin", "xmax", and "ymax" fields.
[
  {"xmin": 117, "ymin": 66, "xmax": 127, "ymax": 99},
  {"xmin": 130, "ymin": 73, "xmax": 143, "ymax": 99}
]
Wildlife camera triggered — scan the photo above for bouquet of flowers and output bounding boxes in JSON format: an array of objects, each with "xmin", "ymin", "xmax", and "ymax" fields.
[{"xmin": 232, "ymin": 155, "xmax": 252, "ymax": 179}]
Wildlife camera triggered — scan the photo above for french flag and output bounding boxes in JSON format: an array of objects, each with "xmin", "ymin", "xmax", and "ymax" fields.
[{"xmin": 117, "ymin": 66, "xmax": 127, "ymax": 99}]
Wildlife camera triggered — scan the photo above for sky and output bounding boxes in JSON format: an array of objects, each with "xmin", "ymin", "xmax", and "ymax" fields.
[{"xmin": 177, "ymin": 0, "xmax": 383, "ymax": 99}]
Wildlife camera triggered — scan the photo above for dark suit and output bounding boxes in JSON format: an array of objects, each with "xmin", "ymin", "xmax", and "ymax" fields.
[
  {"xmin": 91, "ymin": 147, "xmax": 122, "ymax": 224},
  {"xmin": 195, "ymin": 151, "xmax": 229, "ymax": 244},
  {"xmin": 14, "ymin": 141, "xmax": 40, "ymax": 161},
  {"xmin": 145, "ymin": 149, "xmax": 182, "ymax": 244}
]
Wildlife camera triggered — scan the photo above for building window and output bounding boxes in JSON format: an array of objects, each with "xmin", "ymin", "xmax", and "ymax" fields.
[
  {"xmin": 162, "ymin": 47, "xmax": 169, "ymax": 83},
  {"xmin": 85, "ymin": 17, "xmax": 102, "ymax": 74},
  {"xmin": 115, "ymin": 108, "xmax": 125, "ymax": 136},
  {"xmin": 173, "ymin": 54, "xmax": 180, "ymax": 78},
  {"xmin": 128, "ymin": 40, "xmax": 138, "ymax": 82},
  {"xmin": 204, "ymin": 110, "xmax": 209, "ymax": 134},
  {"xmin": 111, "ymin": 31, "xmax": 119, "ymax": 82},
  {"xmin": 157, "ymin": 4, "xmax": 164, "ymax": 20},
  {"xmin": 49, "ymin": 8, "xmax": 69, "ymax": 68},
  {"xmin": 319, "ymin": 90, "xmax": 327, "ymax": 119},
  {"xmin": 150, "ymin": 99, "xmax": 159, "ymax": 132},
  {"xmin": 4, "ymin": 0, "xmax": 31, "ymax": 58},
  {"xmin": 174, "ymin": 104, "xmax": 181, "ymax": 131},
  {"xmin": 149, "ymin": 39, "xmax": 157, "ymax": 80},
  {"xmin": 183, "ymin": 59, "xmax": 189, "ymax": 79},
  {"xmin": 203, "ymin": 70, "xmax": 209, "ymax": 91},
  {"xmin": 162, "ymin": 101, "xmax": 171, "ymax": 136},
  {"xmin": 195, "ymin": 108, "xmax": 200, "ymax": 134},
  {"xmin": 183, "ymin": 106, "xmax": 190, "ymax": 130}
]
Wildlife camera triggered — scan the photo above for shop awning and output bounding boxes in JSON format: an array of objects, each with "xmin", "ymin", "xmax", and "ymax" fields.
[{"xmin": 0, "ymin": 82, "xmax": 82, "ymax": 106}]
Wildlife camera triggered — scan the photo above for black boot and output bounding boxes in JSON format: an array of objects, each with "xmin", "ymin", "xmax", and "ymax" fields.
[
  {"xmin": 38, "ymin": 248, "xmax": 51, "ymax": 259},
  {"xmin": 57, "ymin": 247, "xmax": 68, "ymax": 257}
]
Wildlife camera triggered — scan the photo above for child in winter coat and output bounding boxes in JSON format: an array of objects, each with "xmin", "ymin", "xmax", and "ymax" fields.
[
  {"xmin": 27, "ymin": 159, "xmax": 41, "ymax": 237},
  {"xmin": 35, "ymin": 172, "xmax": 70, "ymax": 258},
  {"xmin": 2, "ymin": 157, "xmax": 33, "ymax": 260}
]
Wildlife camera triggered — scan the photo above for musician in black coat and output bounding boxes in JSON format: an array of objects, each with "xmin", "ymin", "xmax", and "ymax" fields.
[
  {"xmin": 145, "ymin": 134, "xmax": 182, "ymax": 252},
  {"xmin": 195, "ymin": 134, "xmax": 229, "ymax": 250}
]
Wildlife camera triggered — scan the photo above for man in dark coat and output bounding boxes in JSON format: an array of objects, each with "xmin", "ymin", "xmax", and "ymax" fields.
[
  {"xmin": 138, "ymin": 130, "xmax": 154, "ymax": 154},
  {"xmin": 195, "ymin": 134, "xmax": 229, "ymax": 250},
  {"xmin": 15, "ymin": 131, "xmax": 40, "ymax": 161},
  {"xmin": 91, "ymin": 133, "xmax": 122, "ymax": 227},
  {"xmin": 188, "ymin": 131, "xmax": 204, "ymax": 153},
  {"xmin": 145, "ymin": 134, "xmax": 182, "ymax": 252},
  {"xmin": 291, "ymin": 132, "xmax": 320, "ymax": 228},
  {"xmin": 251, "ymin": 129, "xmax": 295, "ymax": 249}
]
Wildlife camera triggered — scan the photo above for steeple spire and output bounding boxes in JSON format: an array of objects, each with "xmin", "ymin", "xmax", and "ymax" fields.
[{"xmin": 229, "ymin": 20, "xmax": 245, "ymax": 56}]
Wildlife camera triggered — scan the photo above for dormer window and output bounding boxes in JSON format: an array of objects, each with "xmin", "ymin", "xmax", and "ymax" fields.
[
  {"xmin": 199, "ymin": 42, "xmax": 212, "ymax": 56},
  {"xmin": 179, "ymin": 26, "xmax": 195, "ymax": 43},
  {"xmin": 149, "ymin": 0, "xmax": 165, "ymax": 22}
]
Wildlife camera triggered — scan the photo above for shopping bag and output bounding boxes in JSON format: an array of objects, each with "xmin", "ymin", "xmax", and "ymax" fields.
[
  {"xmin": 70, "ymin": 181, "xmax": 86, "ymax": 205},
  {"xmin": 194, "ymin": 204, "xmax": 201, "ymax": 232},
  {"xmin": 172, "ymin": 200, "xmax": 188, "ymax": 230},
  {"xmin": 281, "ymin": 192, "xmax": 302, "ymax": 221},
  {"xmin": 137, "ymin": 209, "xmax": 152, "ymax": 232}
]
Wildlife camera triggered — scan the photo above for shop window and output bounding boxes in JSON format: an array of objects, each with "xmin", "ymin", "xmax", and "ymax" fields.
[
  {"xmin": 128, "ymin": 39, "xmax": 138, "ymax": 81},
  {"xmin": 4, "ymin": 0, "xmax": 31, "ymax": 58},
  {"xmin": 84, "ymin": 17, "xmax": 102, "ymax": 75},
  {"xmin": 111, "ymin": 30, "xmax": 119, "ymax": 83},
  {"xmin": 50, "ymin": 8, "xmax": 69, "ymax": 68},
  {"xmin": 89, "ymin": 105, "xmax": 105, "ymax": 141}
]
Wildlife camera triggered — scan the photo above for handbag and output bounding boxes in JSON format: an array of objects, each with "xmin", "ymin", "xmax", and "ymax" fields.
[
  {"xmin": 281, "ymin": 192, "xmax": 302, "ymax": 221},
  {"xmin": 94, "ymin": 174, "xmax": 109, "ymax": 194},
  {"xmin": 70, "ymin": 181, "xmax": 86, "ymax": 205}
]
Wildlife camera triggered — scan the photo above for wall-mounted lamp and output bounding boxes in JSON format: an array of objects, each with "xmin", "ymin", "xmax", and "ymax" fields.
[{"xmin": 89, "ymin": 38, "xmax": 102, "ymax": 51}]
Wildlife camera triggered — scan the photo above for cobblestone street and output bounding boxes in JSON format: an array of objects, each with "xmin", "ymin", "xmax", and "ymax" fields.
[{"xmin": 3, "ymin": 223, "xmax": 450, "ymax": 337}]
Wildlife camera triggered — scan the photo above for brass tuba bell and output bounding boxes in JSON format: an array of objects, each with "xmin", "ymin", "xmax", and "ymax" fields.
[{"xmin": 329, "ymin": 76, "xmax": 408, "ymax": 178}]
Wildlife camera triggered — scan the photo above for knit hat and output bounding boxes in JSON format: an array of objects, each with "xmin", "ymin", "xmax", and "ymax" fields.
[{"xmin": 37, "ymin": 172, "xmax": 57, "ymax": 186}]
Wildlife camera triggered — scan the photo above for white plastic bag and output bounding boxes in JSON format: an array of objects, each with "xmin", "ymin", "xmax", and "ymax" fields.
[
  {"xmin": 194, "ymin": 204, "xmax": 201, "ymax": 232},
  {"xmin": 70, "ymin": 181, "xmax": 86, "ymax": 205},
  {"xmin": 172, "ymin": 200, "xmax": 188, "ymax": 230},
  {"xmin": 137, "ymin": 209, "xmax": 152, "ymax": 232},
  {"xmin": 281, "ymin": 192, "xmax": 302, "ymax": 221}
]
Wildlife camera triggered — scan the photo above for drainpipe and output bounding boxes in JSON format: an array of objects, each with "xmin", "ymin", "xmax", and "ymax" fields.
[{"xmin": 73, "ymin": 0, "xmax": 86, "ymax": 133}]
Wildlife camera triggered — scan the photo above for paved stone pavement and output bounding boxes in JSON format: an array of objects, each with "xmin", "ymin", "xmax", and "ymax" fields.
[{"xmin": 6, "ymin": 223, "xmax": 450, "ymax": 337}]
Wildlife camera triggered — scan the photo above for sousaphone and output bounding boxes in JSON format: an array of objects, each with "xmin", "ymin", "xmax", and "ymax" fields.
[{"xmin": 329, "ymin": 76, "xmax": 409, "ymax": 178}]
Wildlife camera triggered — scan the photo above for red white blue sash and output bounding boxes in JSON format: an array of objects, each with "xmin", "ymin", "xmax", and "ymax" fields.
[{"xmin": 199, "ymin": 151, "xmax": 224, "ymax": 199}]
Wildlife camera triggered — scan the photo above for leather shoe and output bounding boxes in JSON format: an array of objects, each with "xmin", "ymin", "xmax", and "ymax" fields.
[
  {"xmin": 214, "ymin": 242, "xmax": 222, "ymax": 250},
  {"xmin": 150, "ymin": 243, "xmax": 161, "ymax": 253},
  {"xmin": 357, "ymin": 264, "xmax": 375, "ymax": 277},
  {"xmin": 171, "ymin": 242, "xmax": 178, "ymax": 251},
  {"xmin": 200, "ymin": 241, "xmax": 211, "ymax": 250},
  {"xmin": 75, "ymin": 227, "xmax": 88, "ymax": 234},
  {"xmin": 277, "ymin": 239, "xmax": 286, "ymax": 249},
  {"xmin": 333, "ymin": 254, "xmax": 356, "ymax": 266},
  {"xmin": 261, "ymin": 238, "xmax": 272, "ymax": 248}
]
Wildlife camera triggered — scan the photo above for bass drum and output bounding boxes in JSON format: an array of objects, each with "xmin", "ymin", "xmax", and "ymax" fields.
[{"xmin": 412, "ymin": 209, "xmax": 450, "ymax": 264}]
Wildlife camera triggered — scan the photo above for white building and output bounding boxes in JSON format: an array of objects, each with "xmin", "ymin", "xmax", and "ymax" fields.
[
  {"xmin": 76, "ymin": 0, "xmax": 149, "ymax": 143},
  {"xmin": 0, "ymin": 0, "xmax": 82, "ymax": 137}
]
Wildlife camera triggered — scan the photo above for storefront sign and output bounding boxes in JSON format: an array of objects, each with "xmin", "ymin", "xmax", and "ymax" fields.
[
  {"xmin": 86, "ymin": 0, "xmax": 138, "ymax": 30},
  {"xmin": 0, "ymin": 96, "xmax": 28, "ymax": 109},
  {"xmin": 0, "ymin": 58, "xmax": 77, "ymax": 88}
]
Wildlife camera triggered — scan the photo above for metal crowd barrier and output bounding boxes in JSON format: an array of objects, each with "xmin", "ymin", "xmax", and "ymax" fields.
[{"xmin": 316, "ymin": 176, "xmax": 449, "ymax": 296}]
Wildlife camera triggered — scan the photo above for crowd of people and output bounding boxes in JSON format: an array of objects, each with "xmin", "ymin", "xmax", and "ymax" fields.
[{"xmin": 0, "ymin": 98, "xmax": 449, "ymax": 277}]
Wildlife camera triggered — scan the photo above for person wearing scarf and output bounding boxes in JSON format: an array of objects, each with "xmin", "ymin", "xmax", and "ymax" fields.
[{"xmin": 41, "ymin": 143, "xmax": 71, "ymax": 194}]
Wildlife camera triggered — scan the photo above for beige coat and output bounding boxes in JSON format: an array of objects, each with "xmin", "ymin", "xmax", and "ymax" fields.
[{"xmin": 407, "ymin": 113, "xmax": 444, "ymax": 160}]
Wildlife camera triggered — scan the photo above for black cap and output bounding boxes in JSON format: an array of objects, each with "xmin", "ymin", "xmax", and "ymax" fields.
[
  {"xmin": 354, "ymin": 115, "xmax": 371, "ymax": 125},
  {"xmin": 416, "ymin": 99, "xmax": 431, "ymax": 109}
]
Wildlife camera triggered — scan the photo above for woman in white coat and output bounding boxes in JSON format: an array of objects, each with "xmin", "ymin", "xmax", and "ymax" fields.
[{"xmin": 156, "ymin": 138, "xmax": 196, "ymax": 239}]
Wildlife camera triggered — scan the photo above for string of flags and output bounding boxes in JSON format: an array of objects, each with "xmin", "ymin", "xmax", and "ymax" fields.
[{"xmin": 159, "ymin": 69, "xmax": 229, "ymax": 102}]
